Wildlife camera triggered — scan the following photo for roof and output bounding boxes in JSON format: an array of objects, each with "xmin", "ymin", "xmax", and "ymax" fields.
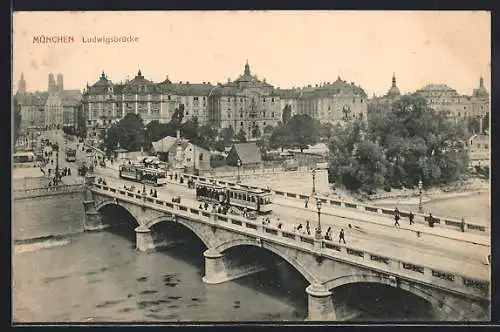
[
  {"xmin": 88, "ymin": 71, "xmax": 114, "ymax": 94},
  {"xmin": 60, "ymin": 90, "xmax": 82, "ymax": 106},
  {"xmin": 230, "ymin": 142, "xmax": 262, "ymax": 165},
  {"xmin": 14, "ymin": 92, "xmax": 49, "ymax": 106},
  {"xmin": 151, "ymin": 136, "xmax": 178, "ymax": 152},
  {"xmin": 417, "ymin": 84, "xmax": 458, "ymax": 94}
]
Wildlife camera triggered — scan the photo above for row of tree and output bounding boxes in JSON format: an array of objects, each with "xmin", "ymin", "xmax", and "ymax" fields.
[{"xmin": 328, "ymin": 94, "xmax": 471, "ymax": 193}]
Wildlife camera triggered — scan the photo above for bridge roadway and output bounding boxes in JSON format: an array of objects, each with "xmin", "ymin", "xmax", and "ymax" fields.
[{"xmin": 93, "ymin": 168, "xmax": 489, "ymax": 282}]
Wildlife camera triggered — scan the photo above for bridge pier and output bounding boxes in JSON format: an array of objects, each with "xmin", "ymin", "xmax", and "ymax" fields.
[
  {"xmin": 83, "ymin": 174, "xmax": 108, "ymax": 232},
  {"xmin": 135, "ymin": 226, "xmax": 156, "ymax": 252},
  {"xmin": 306, "ymin": 284, "xmax": 336, "ymax": 321},
  {"xmin": 202, "ymin": 249, "xmax": 269, "ymax": 284},
  {"xmin": 202, "ymin": 249, "xmax": 228, "ymax": 284}
]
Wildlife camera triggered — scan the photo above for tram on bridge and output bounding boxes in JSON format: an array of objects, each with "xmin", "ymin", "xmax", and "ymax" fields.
[
  {"xmin": 195, "ymin": 182, "xmax": 273, "ymax": 214},
  {"xmin": 119, "ymin": 158, "xmax": 167, "ymax": 186},
  {"xmin": 65, "ymin": 148, "xmax": 77, "ymax": 162}
]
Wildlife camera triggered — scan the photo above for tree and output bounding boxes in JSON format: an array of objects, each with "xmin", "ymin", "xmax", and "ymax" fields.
[
  {"xmin": 263, "ymin": 124, "xmax": 274, "ymax": 135},
  {"xmin": 220, "ymin": 126, "xmax": 234, "ymax": 146},
  {"xmin": 269, "ymin": 123, "xmax": 293, "ymax": 151},
  {"xmin": 481, "ymin": 112, "xmax": 489, "ymax": 134},
  {"xmin": 466, "ymin": 116, "xmax": 481, "ymax": 135},
  {"xmin": 318, "ymin": 121, "xmax": 334, "ymax": 141},
  {"xmin": 235, "ymin": 128, "xmax": 247, "ymax": 143},
  {"xmin": 251, "ymin": 126, "xmax": 261, "ymax": 138},
  {"xmin": 13, "ymin": 99, "xmax": 22, "ymax": 142},
  {"xmin": 282, "ymin": 105, "xmax": 292, "ymax": 123},
  {"xmin": 104, "ymin": 124, "xmax": 119, "ymax": 155},
  {"xmin": 76, "ymin": 104, "xmax": 87, "ymax": 139},
  {"xmin": 105, "ymin": 113, "xmax": 147, "ymax": 152},
  {"xmin": 170, "ymin": 104, "xmax": 185, "ymax": 125},
  {"xmin": 329, "ymin": 94, "xmax": 470, "ymax": 193},
  {"xmin": 287, "ymin": 114, "xmax": 319, "ymax": 152}
]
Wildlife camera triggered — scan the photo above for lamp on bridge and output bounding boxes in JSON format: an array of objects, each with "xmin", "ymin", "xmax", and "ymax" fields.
[
  {"xmin": 315, "ymin": 198, "xmax": 322, "ymax": 240},
  {"xmin": 418, "ymin": 179, "xmax": 423, "ymax": 213},
  {"xmin": 237, "ymin": 159, "xmax": 242, "ymax": 183},
  {"xmin": 141, "ymin": 126, "xmax": 147, "ymax": 157},
  {"xmin": 312, "ymin": 168, "xmax": 316, "ymax": 195}
]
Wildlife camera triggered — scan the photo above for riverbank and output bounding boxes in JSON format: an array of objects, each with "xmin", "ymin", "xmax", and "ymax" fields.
[
  {"xmin": 329, "ymin": 177, "xmax": 489, "ymax": 204},
  {"xmin": 326, "ymin": 177, "xmax": 489, "ymax": 224}
]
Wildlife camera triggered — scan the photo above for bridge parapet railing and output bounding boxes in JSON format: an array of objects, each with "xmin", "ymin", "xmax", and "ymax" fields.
[
  {"xmin": 91, "ymin": 182, "xmax": 490, "ymax": 301},
  {"xmin": 173, "ymin": 172, "xmax": 489, "ymax": 234},
  {"xmin": 14, "ymin": 183, "xmax": 85, "ymax": 199}
]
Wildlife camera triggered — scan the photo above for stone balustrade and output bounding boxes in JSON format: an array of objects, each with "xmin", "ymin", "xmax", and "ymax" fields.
[
  {"xmin": 91, "ymin": 182, "xmax": 489, "ymax": 301},
  {"xmin": 171, "ymin": 172, "xmax": 489, "ymax": 234},
  {"xmin": 14, "ymin": 184, "xmax": 85, "ymax": 199}
]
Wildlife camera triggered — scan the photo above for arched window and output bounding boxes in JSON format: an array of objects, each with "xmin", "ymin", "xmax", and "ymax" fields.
[{"xmin": 199, "ymin": 153, "xmax": 203, "ymax": 161}]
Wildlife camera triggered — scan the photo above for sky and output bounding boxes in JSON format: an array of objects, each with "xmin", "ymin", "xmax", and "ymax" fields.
[{"xmin": 12, "ymin": 11, "xmax": 490, "ymax": 97}]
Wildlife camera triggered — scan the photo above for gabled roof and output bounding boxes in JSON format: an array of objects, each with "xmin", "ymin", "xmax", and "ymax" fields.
[
  {"xmin": 152, "ymin": 136, "xmax": 178, "ymax": 152},
  {"xmin": 230, "ymin": 142, "xmax": 262, "ymax": 164}
]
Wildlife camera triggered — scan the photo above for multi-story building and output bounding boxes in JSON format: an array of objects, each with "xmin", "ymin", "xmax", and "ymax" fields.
[
  {"xmin": 13, "ymin": 73, "xmax": 81, "ymax": 129},
  {"xmin": 369, "ymin": 74, "xmax": 489, "ymax": 126},
  {"xmin": 82, "ymin": 62, "xmax": 368, "ymax": 139},
  {"xmin": 293, "ymin": 77, "xmax": 368, "ymax": 123},
  {"xmin": 207, "ymin": 62, "xmax": 284, "ymax": 136},
  {"xmin": 414, "ymin": 77, "xmax": 489, "ymax": 120}
]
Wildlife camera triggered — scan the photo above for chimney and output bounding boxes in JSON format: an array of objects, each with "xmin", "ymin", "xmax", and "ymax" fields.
[
  {"xmin": 57, "ymin": 73, "xmax": 64, "ymax": 92},
  {"xmin": 176, "ymin": 129, "xmax": 180, "ymax": 140}
]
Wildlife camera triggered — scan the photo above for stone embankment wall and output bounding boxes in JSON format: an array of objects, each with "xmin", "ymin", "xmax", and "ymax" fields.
[{"xmin": 13, "ymin": 186, "xmax": 86, "ymax": 242}]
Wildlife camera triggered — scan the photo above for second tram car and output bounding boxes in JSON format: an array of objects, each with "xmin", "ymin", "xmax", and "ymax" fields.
[
  {"xmin": 119, "ymin": 163, "xmax": 167, "ymax": 186},
  {"xmin": 195, "ymin": 182, "xmax": 272, "ymax": 214}
]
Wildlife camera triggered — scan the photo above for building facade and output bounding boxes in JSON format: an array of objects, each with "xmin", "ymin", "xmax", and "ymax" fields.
[
  {"xmin": 14, "ymin": 73, "xmax": 82, "ymax": 129},
  {"xmin": 369, "ymin": 74, "xmax": 489, "ymax": 123},
  {"xmin": 81, "ymin": 62, "xmax": 368, "ymax": 139}
]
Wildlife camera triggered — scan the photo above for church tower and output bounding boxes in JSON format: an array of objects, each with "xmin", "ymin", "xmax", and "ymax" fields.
[
  {"xmin": 56, "ymin": 73, "xmax": 64, "ymax": 92},
  {"xmin": 48, "ymin": 73, "xmax": 57, "ymax": 93},
  {"xmin": 17, "ymin": 73, "xmax": 26, "ymax": 94}
]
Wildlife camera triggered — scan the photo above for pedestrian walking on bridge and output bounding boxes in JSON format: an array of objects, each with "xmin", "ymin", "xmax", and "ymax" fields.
[
  {"xmin": 339, "ymin": 228, "xmax": 346, "ymax": 244},
  {"xmin": 394, "ymin": 213, "xmax": 400, "ymax": 227},
  {"xmin": 409, "ymin": 211, "xmax": 414, "ymax": 225}
]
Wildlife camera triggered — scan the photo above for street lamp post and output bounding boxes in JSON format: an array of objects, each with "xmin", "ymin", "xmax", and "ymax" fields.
[
  {"xmin": 237, "ymin": 159, "xmax": 242, "ymax": 183},
  {"xmin": 315, "ymin": 199, "xmax": 322, "ymax": 239},
  {"xmin": 55, "ymin": 143, "xmax": 60, "ymax": 183},
  {"xmin": 312, "ymin": 169, "xmax": 316, "ymax": 195},
  {"xmin": 141, "ymin": 127, "xmax": 148, "ymax": 157},
  {"xmin": 418, "ymin": 180, "xmax": 423, "ymax": 212}
]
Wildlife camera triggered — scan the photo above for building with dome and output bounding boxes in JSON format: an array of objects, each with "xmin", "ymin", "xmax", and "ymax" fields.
[
  {"xmin": 81, "ymin": 62, "xmax": 368, "ymax": 140},
  {"xmin": 369, "ymin": 74, "xmax": 489, "ymax": 129}
]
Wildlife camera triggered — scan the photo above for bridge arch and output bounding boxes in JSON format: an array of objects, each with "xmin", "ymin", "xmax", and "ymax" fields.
[
  {"xmin": 324, "ymin": 274, "xmax": 464, "ymax": 320},
  {"xmin": 144, "ymin": 215, "xmax": 214, "ymax": 249},
  {"xmin": 215, "ymin": 239, "xmax": 317, "ymax": 285},
  {"xmin": 95, "ymin": 201, "xmax": 140, "ymax": 227}
]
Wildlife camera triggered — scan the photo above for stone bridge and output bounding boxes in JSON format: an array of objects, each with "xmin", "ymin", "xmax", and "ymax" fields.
[{"xmin": 82, "ymin": 175, "xmax": 490, "ymax": 321}]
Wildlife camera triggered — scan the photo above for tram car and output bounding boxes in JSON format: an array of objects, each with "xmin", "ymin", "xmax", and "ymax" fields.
[
  {"xmin": 119, "ymin": 162, "xmax": 168, "ymax": 186},
  {"xmin": 195, "ymin": 182, "xmax": 273, "ymax": 214}
]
